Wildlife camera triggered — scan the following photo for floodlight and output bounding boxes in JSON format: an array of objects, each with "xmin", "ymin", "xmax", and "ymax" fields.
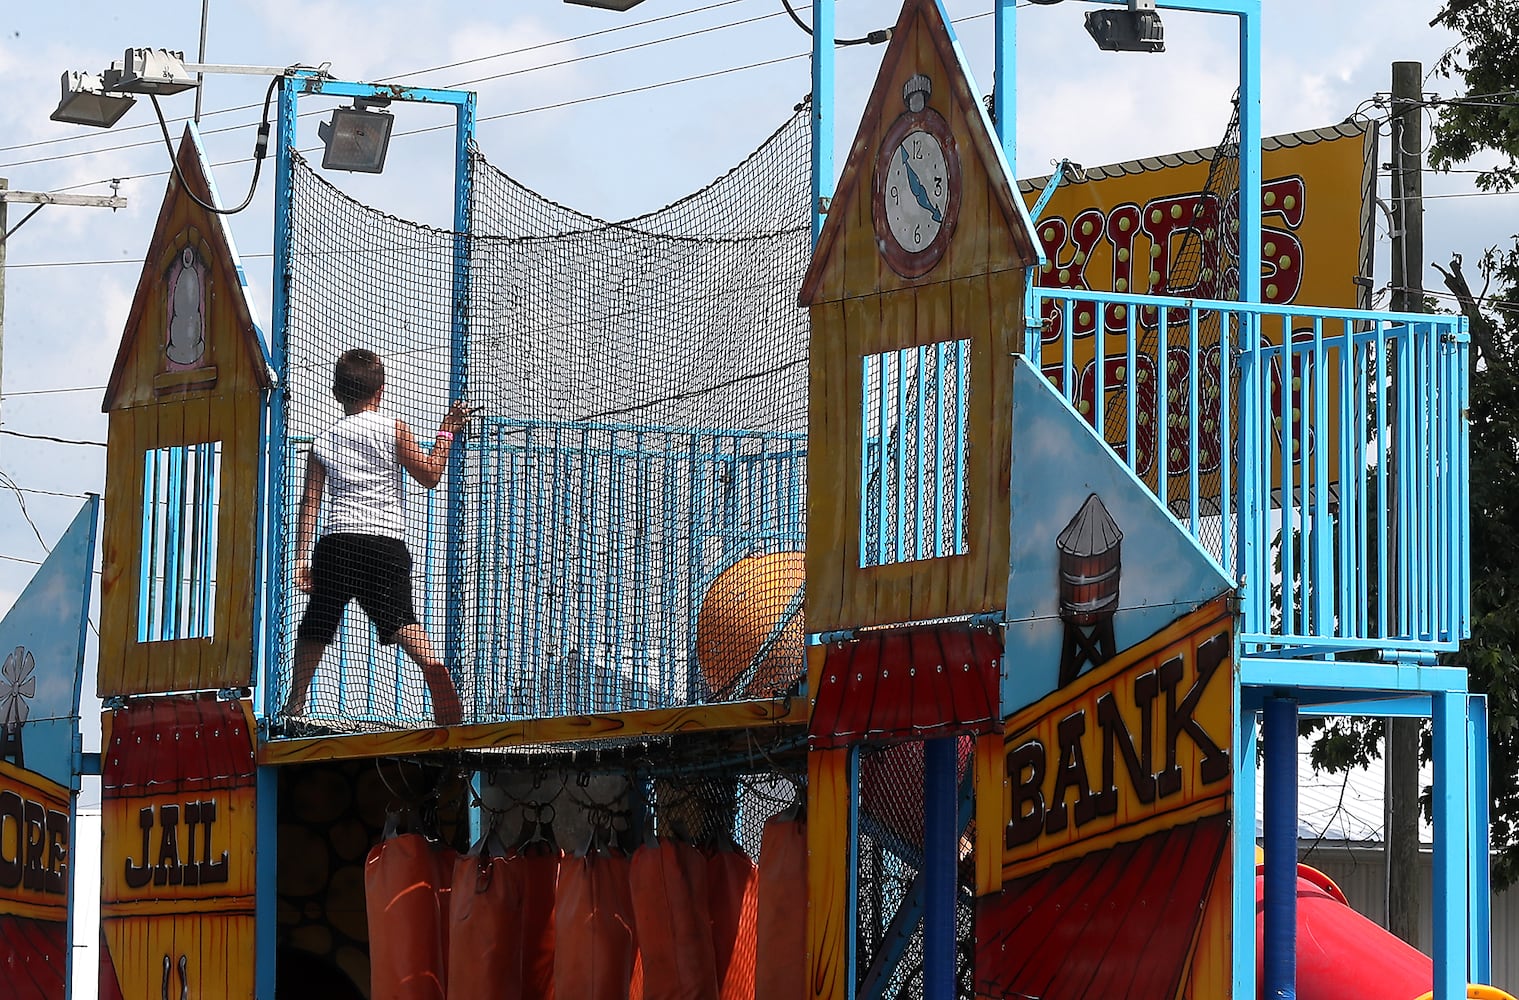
[
  {"xmin": 114, "ymin": 48, "xmax": 199, "ymax": 95},
  {"xmin": 317, "ymin": 102, "xmax": 396, "ymax": 174},
  {"xmin": 50, "ymin": 67, "xmax": 136, "ymax": 128},
  {"xmin": 1085, "ymin": 6, "xmax": 1165, "ymax": 52},
  {"xmin": 564, "ymin": 0, "xmax": 648, "ymax": 9}
]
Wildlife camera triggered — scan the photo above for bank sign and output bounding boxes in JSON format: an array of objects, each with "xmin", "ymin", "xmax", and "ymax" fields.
[{"xmin": 977, "ymin": 599, "xmax": 1235, "ymax": 998}]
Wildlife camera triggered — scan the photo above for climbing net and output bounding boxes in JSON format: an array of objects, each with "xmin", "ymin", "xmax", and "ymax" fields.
[{"xmin": 275, "ymin": 105, "xmax": 813, "ymax": 731}]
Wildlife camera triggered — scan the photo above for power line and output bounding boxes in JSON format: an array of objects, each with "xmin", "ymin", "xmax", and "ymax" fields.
[
  {"xmin": 0, "ymin": 0, "xmax": 790, "ymax": 176},
  {"xmin": 0, "ymin": 384, "xmax": 107, "ymax": 398},
  {"xmin": 0, "ymin": 429, "xmax": 107, "ymax": 447}
]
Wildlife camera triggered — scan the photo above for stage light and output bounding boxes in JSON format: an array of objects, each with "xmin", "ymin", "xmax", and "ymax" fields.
[
  {"xmin": 317, "ymin": 101, "xmax": 396, "ymax": 174},
  {"xmin": 1084, "ymin": 2, "xmax": 1165, "ymax": 53},
  {"xmin": 564, "ymin": 0, "xmax": 648, "ymax": 9},
  {"xmin": 50, "ymin": 67, "xmax": 136, "ymax": 128}
]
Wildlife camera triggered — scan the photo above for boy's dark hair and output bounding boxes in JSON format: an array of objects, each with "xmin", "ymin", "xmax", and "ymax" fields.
[{"xmin": 333, "ymin": 349, "xmax": 385, "ymax": 406}]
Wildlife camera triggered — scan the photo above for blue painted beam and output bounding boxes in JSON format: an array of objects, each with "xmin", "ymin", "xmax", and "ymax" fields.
[
  {"xmin": 923, "ymin": 738, "xmax": 956, "ymax": 1000},
  {"xmin": 1262, "ymin": 696, "xmax": 1299, "ymax": 999},
  {"xmin": 1432, "ymin": 690, "xmax": 1469, "ymax": 1000},
  {"xmin": 1239, "ymin": 658, "xmax": 1468, "ymax": 693},
  {"xmin": 1469, "ymin": 695, "xmax": 1491, "ymax": 984}
]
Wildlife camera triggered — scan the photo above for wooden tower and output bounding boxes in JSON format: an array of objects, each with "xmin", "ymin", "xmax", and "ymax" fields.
[
  {"xmin": 95, "ymin": 126, "xmax": 266, "ymax": 1000},
  {"xmin": 796, "ymin": 0, "xmax": 1038, "ymax": 996}
]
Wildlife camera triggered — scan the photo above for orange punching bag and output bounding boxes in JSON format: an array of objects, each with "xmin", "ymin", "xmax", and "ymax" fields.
[
  {"xmin": 554, "ymin": 851, "xmax": 638, "ymax": 1000},
  {"xmin": 447, "ymin": 851, "xmax": 522, "ymax": 998},
  {"xmin": 518, "ymin": 850, "xmax": 560, "ymax": 1000},
  {"xmin": 366, "ymin": 832, "xmax": 457, "ymax": 1000},
  {"xmin": 705, "ymin": 846, "xmax": 758, "ymax": 1000},
  {"xmin": 754, "ymin": 813, "xmax": 807, "ymax": 1000},
  {"xmin": 629, "ymin": 839, "xmax": 719, "ymax": 1000}
]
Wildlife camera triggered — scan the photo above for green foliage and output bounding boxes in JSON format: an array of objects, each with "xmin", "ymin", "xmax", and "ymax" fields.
[
  {"xmin": 1429, "ymin": 1, "xmax": 1519, "ymax": 193},
  {"xmin": 1428, "ymin": 0, "xmax": 1519, "ymax": 888},
  {"xmin": 1444, "ymin": 248, "xmax": 1519, "ymax": 888}
]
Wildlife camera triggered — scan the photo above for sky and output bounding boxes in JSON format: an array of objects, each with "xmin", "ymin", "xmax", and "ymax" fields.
[{"xmin": 0, "ymin": 0, "xmax": 1512, "ymax": 992}]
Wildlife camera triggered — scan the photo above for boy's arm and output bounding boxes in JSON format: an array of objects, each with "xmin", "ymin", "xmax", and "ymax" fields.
[
  {"xmin": 294, "ymin": 454, "xmax": 326, "ymax": 594},
  {"xmin": 396, "ymin": 401, "xmax": 470, "ymax": 489}
]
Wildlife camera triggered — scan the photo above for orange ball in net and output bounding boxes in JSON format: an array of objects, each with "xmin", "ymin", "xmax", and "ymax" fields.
[{"xmin": 695, "ymin": 552, "xmax": 805, "ymax": 700}]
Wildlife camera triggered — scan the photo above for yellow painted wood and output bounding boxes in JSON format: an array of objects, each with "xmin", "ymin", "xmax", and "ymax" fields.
[
  {"xmin": 974, "ymin": 732, "xmax": 1005, "ymax": 897},
  {"xmin": 806, "ymin": 300, "xmax": 849, "ymax": 634},
  {"xmin": 103, "ymin": 913, "xmax": 255, "ymax": 1000},
  {"xmin": 97, "ymin": 422, "xmax": 136, "ymax": 694},
  {"xmin": 806, "ymin": 748, "xmax": 851, "ymax": 1000},
  {"xmin": 217, "ymin": 391, "xmax": 261, "ymax": 691},
  {"xmin": 259, "ymin": 697, "xmax": 810, "ymax": 766},
  {"xmin": 1182, "ymin": 868, "xmax": 1233, "ymax": 1000},
  {"xmin": 152, "ymin": 367, "xmax": 219, "ymax": 394}
]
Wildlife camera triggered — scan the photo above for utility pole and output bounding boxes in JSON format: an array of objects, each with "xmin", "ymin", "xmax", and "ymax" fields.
[
  {"xmin": 1385, "ymin": 59, "xmax": 1423, "ymax": 949},
  {"xmin": 0, "ymin": 180, "xmax": 127, "ymax": 426}
]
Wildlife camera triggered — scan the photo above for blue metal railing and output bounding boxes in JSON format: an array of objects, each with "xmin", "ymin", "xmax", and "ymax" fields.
[
  {"xmin": 1029, "ymin": 286, "xmax": 1469, "ymax": 657},
  {"xmin": 280, "ymin": 422, "xmax": 807, "ymax": 727}
]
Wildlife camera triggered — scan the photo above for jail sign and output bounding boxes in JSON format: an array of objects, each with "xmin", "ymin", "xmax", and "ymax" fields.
[{"xmin": 100, "ymin": 694, "xmax": 257, "ymax": 1000}]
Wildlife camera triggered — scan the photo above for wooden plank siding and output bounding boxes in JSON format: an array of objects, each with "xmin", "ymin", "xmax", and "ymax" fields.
[
  {"xmin": 97, "ymin": 127, "xmax": 269, "ymax": 699},
  {"xmin": 806, "ymin": 268, "xmax": 1024, "ymax": 637}
]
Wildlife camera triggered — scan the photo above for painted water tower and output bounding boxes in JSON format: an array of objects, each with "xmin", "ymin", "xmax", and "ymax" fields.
[{"xmin": 1056, "ymin": 493, "xmax": 1121, "ymax": 685}]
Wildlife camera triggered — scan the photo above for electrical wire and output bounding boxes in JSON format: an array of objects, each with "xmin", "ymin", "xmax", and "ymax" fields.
[
  {"xmin": 146, "ymin": 75, "xmax": 278, "ymax": 216},
  {"xmin": 0, "ymin": 429, "xmax": 107, "ymax": 447},
  {"xmin": 777, "ymin": 0, "xmax": 891, "ymax": 46}
]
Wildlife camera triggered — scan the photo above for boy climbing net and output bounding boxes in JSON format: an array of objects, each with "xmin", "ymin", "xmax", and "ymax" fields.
[{"xmin": 284, "ymin": 348, "xmax": 468, "ymax": 728}]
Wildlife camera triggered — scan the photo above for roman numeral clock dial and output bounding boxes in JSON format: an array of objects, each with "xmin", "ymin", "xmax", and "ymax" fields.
[{"xmin": 872, "ymin": 74, "xmax": 962, "ymax": 278}]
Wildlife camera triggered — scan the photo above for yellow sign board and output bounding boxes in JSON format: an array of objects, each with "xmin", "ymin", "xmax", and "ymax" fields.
[
  {"xmin": 0, "ymin": 760, "xmax": 71, "ymax": 923},
  {"xmin": 1021, "ymin": 123, "xmax": 1372, "ymax": 501}
]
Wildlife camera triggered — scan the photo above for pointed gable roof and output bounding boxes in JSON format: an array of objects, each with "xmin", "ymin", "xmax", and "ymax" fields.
[
  {"xmin": 102, "ymin": 124, "xmax": 271, "ymax": 412},
  {"xmin": 799, "ymin": 0, "xmax": 1039, "ymax": 306}
]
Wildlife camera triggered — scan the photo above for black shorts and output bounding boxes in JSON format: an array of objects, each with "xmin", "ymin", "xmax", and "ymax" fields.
[{"xmin": 296, "ymin": 533, "xmax": 418, "ymax": 646}]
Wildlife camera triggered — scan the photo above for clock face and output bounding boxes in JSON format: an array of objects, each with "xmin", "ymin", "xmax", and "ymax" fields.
[
  {"xmin": 872, "ymin": 109, "xmax": 961, "ymax": 278},
  {"xmin": 883, "ymin": 130, "xmax": 949, "ymax": 252}
]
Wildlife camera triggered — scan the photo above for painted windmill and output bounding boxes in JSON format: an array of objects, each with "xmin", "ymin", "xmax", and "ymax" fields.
[
  {"xmin": 0, "ymin": 645, "xmax": 35, "ymax": 767},
  {"xmin": 1056, "ymin": 495, "xmax": 1122, "ymax": 686}
]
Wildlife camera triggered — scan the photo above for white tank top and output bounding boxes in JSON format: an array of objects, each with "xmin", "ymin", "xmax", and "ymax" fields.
[{"xmin": 313, "ymin": 409, "xmax": 406, "ymax": 540}]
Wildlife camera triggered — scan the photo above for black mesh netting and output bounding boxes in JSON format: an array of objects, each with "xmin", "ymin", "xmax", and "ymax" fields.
[{"xmin": 275, "ymin": 106, "xmax": 812, "ymax": 730}]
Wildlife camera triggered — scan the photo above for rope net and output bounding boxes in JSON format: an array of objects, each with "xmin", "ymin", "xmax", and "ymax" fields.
[{"xmin": 276, "ymin": 106, "xmax": 812, "ymax": 731}]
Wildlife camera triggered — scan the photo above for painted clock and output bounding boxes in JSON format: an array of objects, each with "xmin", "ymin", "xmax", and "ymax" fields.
[{"xmin": 872, "ymin": 74, "xmax": 961, "ymax": 278}]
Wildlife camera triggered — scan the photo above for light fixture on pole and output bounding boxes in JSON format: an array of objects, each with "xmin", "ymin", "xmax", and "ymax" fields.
[
  {"xmin": 564, "ymin": 0, "xmax": 648, "ymax": 9},
  {"xmin": 50, "ymin": 66, "xmax": 136, "ymax": 128},
  {"xmin": 1084, "ymin": 0, "xmax": 1165, "ymax": 52},
  {"xmin": 317, "ymin": 98, "xmax": 396, "ymax": 174}
]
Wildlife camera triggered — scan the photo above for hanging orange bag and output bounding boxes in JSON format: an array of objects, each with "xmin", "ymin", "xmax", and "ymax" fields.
[
  {"xmin": 754, "ymin": 810, "xmax": 807, "ymax": 1000},
  {"xmin": 518, "ymin": 848, "xmax": 560, "ymax": 1000},
  {"xmin": 554, "ymin": 850, "xmax": 638, "ymax": 1000},
  {"xmin": 629, "ymin": 839, "xmax": 719, "ymax": 1000},
  {"xmin": 366, "ymin": 830, "xmax": 456, "ymax": 1000},
  {"xmin": 706, "ymin": 844, "xmax": 758, "ymax": 1000},
  {"xmin": 446, "ymin": 844, "xmax": 523, "ymax": 998}
]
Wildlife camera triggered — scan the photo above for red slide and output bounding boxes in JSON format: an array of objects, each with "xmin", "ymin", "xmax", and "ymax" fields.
[{"xmin": 1254, "ymin": 863, "xmax": 1515, "ymax": 1000}]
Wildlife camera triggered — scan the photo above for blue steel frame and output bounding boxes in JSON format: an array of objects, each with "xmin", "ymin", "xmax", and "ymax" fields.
[
  {"xmin": 1241, "ymin": 681, "xmax": 1486, "ymax": 1000},
  {"xmin": 994, "ymin": 3, "xmax": 1481, "ymax": 998},
  {"xmin": 260, "ymin": 71, "xmax": 475, "ymax": 1000}
]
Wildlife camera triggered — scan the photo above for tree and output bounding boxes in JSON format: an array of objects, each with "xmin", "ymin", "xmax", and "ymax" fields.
[{"xmin": 1428, "ymin": 0, "xmax": 1519, "ymax": 889}]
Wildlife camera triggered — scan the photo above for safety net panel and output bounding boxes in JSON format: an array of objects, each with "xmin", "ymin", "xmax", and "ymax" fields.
[{"xmin": 275, "ymin": 106, "xmax": 812, "ymax": 733}]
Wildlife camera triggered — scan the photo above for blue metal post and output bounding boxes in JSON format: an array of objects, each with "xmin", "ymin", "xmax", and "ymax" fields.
[
  {"xmin": 923, "ymin": 738, "xmax": 957, "ymax": 1000},
  {"xmin": 1433, "ymin": 687, "xmax": 1470, "ymax": 1000},
  {"xmin": 1236, "ymin": 1, "xmax": 1262, "ymax": 302},
  {"xmin": 1469, "ymin": 694, "xmax": 1491, "ymax": 984},
  {"xmin": 1232, "ymin": 701, "xmax": 1260, "ymax": 997},
  {"xmin": 445, "ymin": 94, "xmax": 476, "ymax": 714},
  {"xmin": 265, "ymin": 75, "xmax": 300, "ymax": 721},
  {"xmin": 994, "ymin": 0, "xmax": 1015, "ymax": 165},
  {"xmin": 811, "ymin": 0, "xmax": 835, "ymax": 247},
  {"xmin": 1262, "ymin": 695, "xmax": 1298, "ymax": 1000},
  {"xmin": 254, "ymin": 764, "xmax": 279, "ymax": 1000}
]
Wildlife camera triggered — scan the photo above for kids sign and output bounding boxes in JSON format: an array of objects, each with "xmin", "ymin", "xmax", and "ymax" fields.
[{"xmin": 1021, "ymin": 122, "xmax": 1372, "ymax": 501}]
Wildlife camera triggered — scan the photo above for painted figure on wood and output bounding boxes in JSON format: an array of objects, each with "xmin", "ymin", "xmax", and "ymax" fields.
[{"xmin": 284, "ymin": 348, "xmax": 469, "ymax": 727}]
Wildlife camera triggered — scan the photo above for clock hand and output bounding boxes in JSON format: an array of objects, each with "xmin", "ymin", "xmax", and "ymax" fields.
[{"xmin": 900, "ymin": 148, "xmax": 943, "ymax": 224}]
